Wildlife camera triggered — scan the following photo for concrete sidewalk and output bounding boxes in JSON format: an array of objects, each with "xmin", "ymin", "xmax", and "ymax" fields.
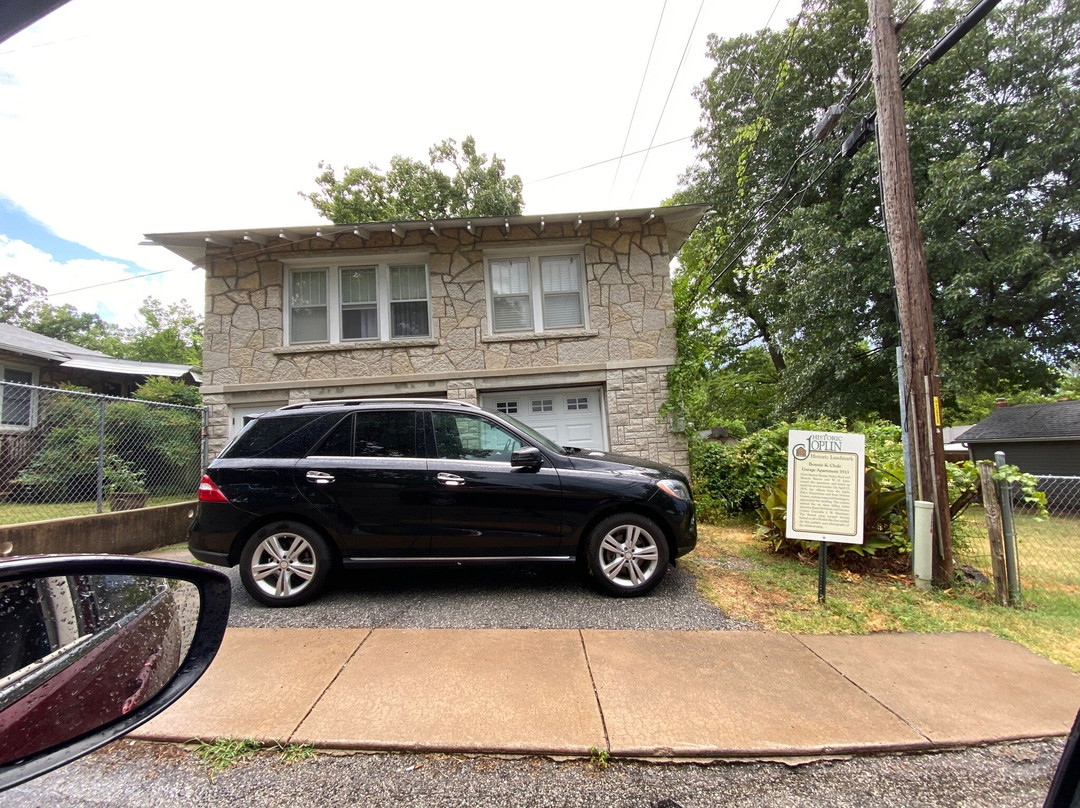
[{"xmin": 132, "ymin": 627, "xmax": 1080, "ymax": 760}]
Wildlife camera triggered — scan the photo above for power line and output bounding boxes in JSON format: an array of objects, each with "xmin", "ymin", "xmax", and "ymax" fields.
[
  {"xmin": 682, "ymin": 0, "xmax": 787, "ymax": 180},
  {"xmin": 630, "ymin": 0, "xmax": 706, "ymax": 197},
  {"xmin": 691, "ymin": 145, "xmax": 845, "ymax": 307},
  {"xmin": 524, "ymin": 135, "xmax": 694, "ymax": 186},
  {"xmin": 609, "ymin": 0, "xmax": 668, "ymax": 197},
  {"xmin": 49, "ymin": 265, "xmax": 192, "ymax": 297}
]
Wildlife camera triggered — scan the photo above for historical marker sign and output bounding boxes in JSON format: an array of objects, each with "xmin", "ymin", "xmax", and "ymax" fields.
[{"xmin": 786, "ymin": 430, "xmax": 865, "ymax": 545}]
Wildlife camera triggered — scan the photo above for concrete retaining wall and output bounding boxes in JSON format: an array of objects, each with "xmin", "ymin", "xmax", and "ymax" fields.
[{"xmin": 1, "ymin": 502, "xmax": 196, "ymax": 557}]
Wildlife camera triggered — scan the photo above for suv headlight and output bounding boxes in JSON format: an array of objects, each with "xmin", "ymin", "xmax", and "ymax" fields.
[{"xmin": 657, "ymin": 479, "xmax": 691, "ymax": 501}]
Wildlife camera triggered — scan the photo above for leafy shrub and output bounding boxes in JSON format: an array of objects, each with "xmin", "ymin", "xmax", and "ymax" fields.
[
  {"xmin": 13, "ymin": 392, "xmax": 100, "ymax": 502},
  {"xmin": 106, "ymin": 401, "xmax": 202, "ymax": 495},
  {"xmin": 13, "ymin": 388, "xmax": 202, "ymax": 502},
  {"xmin": 754, "ymin": 466, "xmax": 909, "ymax": 559},
  {"xmin": 689, "ymin": 417, "xmax": 843, "ymax": 520},
  {"xmin": 133, "ymin": 376, "xmax": 201, "ymax": 407}
]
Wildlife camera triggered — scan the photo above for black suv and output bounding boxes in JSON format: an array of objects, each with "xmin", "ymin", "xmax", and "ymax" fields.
[{"xmin": 189, "ymin": 399, "xmax": 696, "ymax": 606}]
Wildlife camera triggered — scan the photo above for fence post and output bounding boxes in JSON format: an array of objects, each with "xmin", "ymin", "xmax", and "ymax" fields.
[
  {"xmin": 95, "ymin": 398, "xmax": 106, "ymax": 514},
  {"xmin": 994, "ymin": 451, "xmax": 1021, "ymax": 605},
  {"xmin": 202, "ymin": 406, "xmax": 210, "ymax": 471},
  {"xmin": 978, "ymin": 461, "xmax": 1009, "ymax": 607}
]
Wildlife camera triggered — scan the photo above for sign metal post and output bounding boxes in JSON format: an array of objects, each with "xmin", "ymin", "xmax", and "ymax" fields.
[{"xmin": 786, "ymin": 430, "xmax": 866, "ymax": 605}]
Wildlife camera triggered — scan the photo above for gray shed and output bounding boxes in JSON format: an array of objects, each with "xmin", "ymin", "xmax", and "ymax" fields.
[{"xmin": 956, "ymin": 400, "xmax": 1080, "ymax": 476}]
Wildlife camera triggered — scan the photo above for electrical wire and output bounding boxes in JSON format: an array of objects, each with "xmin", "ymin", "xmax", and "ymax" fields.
[
  {"xmin": 49, "ymin": 1, "xmax": 929, "ymax": 301},
  {"xmin": 609, "ymin": 0, "xmax": 668, "ymax": 197},
  {"xmin": 690, "ymin": 144, "xmax": 844, "ymax": 307},
  {"xmin": 48, "ymin": 266, "xmax": 189, "ymax": 298},
  {"xmin": 630, "ymin": 0, "xmax": 706, "ymax": 197},
  {"xmin": 526, "ymin": 135, "xmax": 694, "ymax": 186}
]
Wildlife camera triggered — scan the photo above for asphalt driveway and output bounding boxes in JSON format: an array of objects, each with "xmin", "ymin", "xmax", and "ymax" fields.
[{"xmin": 222, "ymin": 562, "xmax": 752, "ymax": 631}]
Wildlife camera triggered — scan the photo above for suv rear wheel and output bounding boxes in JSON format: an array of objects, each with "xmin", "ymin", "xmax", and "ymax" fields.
[
  {"xmin": 585, "ymin": 514, "xmax": 669, "ymax": 597},
  {"xmin": 239, "ymin": 521, "xmax": 333, "ymax": 607}
]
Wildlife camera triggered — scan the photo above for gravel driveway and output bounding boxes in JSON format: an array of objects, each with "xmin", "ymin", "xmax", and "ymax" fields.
[
  {"xmin": 0, "ymin": 738, "xmax": 1063, "ymax": 808},
  {"xmin": 224, "ymin": 561, "xmax": 752, "ymax": 631}
]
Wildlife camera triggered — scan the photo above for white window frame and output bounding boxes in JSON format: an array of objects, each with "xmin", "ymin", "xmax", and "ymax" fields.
[
  {"xmin": 0, "ymin": 363, "xmax": 39, "ymax": 431},
  {"xmin": 283, "ymin": 253, "xmax": 432, "ymax": 346},
  {"xmin": 483, "ymin": 244, "xmax": 587, "ymax": 336}
]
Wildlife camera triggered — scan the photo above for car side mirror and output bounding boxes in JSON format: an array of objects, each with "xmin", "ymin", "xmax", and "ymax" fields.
[
  {"xmin": 0, "ymin": 556, "xmax": 230, "ymax": 791},
  {"xmin": 510, "ymin": 446, "xmax": 544, "ymax": 470}
]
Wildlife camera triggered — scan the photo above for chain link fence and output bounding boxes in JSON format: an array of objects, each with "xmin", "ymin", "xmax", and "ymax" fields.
[
  {"xmin": 0, "ymin": 383, "xmax": 206, "ymax": 525},
  {"xmin": 1010, "ymin": 474, "xmax": 1080, "ymax": 594},
  {"xmin": 953, "ymin": 470, "xmax": 1080, "ymax": 598}
]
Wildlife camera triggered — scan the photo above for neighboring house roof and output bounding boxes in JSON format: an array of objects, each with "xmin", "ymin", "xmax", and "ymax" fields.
[
  {"xmin": 0, "ymin": 322, "xmax": 197, "ymax": 381},
  {"xmin": 143, "ymin": 204, "xmax": 710, "ymax": 267},
  {"xmin": 955, "ymin": 401, "xmax": 1080, "ymax": 443}
]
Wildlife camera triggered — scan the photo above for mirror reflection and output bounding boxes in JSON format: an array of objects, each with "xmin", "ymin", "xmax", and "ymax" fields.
[{"xmin": 0, "ymin": 574, "xmax": 199, "ymax": 765}]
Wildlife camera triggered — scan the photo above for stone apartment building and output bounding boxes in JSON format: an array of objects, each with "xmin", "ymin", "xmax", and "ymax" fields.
[{"xmin": 145, "ymin": 204, "xmax": 706, "ymax": 470}]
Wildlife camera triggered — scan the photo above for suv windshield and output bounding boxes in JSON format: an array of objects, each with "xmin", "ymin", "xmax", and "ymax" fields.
[{"xmin": 489, "ymin": 410, "xmax": 566, "ymax": 455}]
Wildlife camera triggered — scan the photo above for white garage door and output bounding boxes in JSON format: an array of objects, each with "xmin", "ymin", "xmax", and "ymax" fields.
[
  {"xmin": 228, "ymin": 403, "xmax": 286, "ymax": 438},
  {"xmin": 481, "ymin": 387, "xmax": 607, "ymax": 450}
]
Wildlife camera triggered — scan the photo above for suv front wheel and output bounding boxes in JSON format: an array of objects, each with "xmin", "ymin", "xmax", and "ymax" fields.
[
  {"xmin": 585, "ymin": 514, "xmax": 669, "ymax": 597},
  {"xmin": 239, "ymin": 521, "xmax": 333, "ymax": 607}
]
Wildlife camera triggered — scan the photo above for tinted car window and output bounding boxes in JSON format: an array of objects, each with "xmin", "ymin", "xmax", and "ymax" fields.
[
  {"xmin": 316, "ymin": 417, "xmax": 352, "ymax": 456},
  {"xmin": 432, "ymin": 412, "xmax": 522, "ymax": 461},
  {"xmin": 223, "ymin": 414, "xmax": 343, "ymax": 459},
  {"xmin": 314, "ymin": 412, "xmax": 417, "ymax": 457},
  {"xmin": 355, "ymin": 411, "xmax": 416, "ymax": 457}
]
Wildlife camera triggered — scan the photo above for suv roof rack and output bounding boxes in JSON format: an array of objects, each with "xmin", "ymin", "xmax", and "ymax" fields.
[{"xmin": 278, "ymin": 398, "xmax": 482, "ymax": 411}]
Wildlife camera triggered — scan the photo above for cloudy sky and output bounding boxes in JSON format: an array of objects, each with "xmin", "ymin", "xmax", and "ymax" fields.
[{"xmin": 0, "ymin": 0, "xmax": 800, "ymax": 327}]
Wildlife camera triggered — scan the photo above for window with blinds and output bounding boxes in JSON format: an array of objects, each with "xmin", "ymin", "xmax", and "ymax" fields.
[
  {"xmin": 540, "ymin": 255, "xmax": 583, "ymax": 329},
  {"xmin": 390, "ymin": 265, "xmax": 430, "ymax": 338},
  {"xmin": 486, "ymin": 250, "xmax": 586, "ymax": 335},
  {"xmin": 285, "ymin": 259, "xmax": 431, "ymax": 345},
  {"xmin": 341, "ymin": 266, "xmax": 378, "ymax": 340},
  {"xmin": 490, "ymin": 258, "xmax": 533, "ymax": 332},
  {"xmin": 290, "ymin": 269, "xmax": 329, "ymax": 344}
]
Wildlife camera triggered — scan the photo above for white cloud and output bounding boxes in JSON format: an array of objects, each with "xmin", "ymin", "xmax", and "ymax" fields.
[
  {"xmin": 0, "ymin": 0, "xmax": 801, "ymax": 315},
  {"xmin": 0, "ymin": 235, "xmax": 203, "ymax": 326}
]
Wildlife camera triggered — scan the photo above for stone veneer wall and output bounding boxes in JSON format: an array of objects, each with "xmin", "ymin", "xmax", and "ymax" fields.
[{"xmin": 201, "ymin": 215, "xmax": 687, "ymax": 470}]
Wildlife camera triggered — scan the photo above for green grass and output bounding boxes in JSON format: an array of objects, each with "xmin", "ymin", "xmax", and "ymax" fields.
[
  {"xmin": 0, "ymin": 493, "xmax": 194, "ymax": 525},
  {"xmin": 688, "ymin": 517, "xmax": 1080, "ymax": 673},
  {"xmin": 192, "ymin": 738, "xmax": 262, "ymax": 774},
  {"xmin": 274, "ymin": 742, "xmax": 317, "ymax": 764},
  {"xmin": 191, "ymin": 738, "xmax": 317, "ymax": 775}
]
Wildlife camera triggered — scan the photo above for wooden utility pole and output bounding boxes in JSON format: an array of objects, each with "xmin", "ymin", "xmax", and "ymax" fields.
[{"xmin": 868, "ymin": 0, "xmax": 953, "ymax": 584}]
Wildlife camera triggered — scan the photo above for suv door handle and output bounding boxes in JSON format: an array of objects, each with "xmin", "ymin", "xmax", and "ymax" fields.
[
  {"xmin": 436, "ymin": 472, "xmax": 465, "ymax": 487},
  {"xmin": 306, "ymin": 470, "xmax": 335, "ymax": 485}
]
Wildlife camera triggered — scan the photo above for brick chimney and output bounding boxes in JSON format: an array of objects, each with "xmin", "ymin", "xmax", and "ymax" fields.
[{"xmin": 996, "ymin": 397, "xmax": 1008, "ymax": 409}]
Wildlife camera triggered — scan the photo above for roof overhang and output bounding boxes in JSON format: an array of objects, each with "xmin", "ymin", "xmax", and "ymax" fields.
[
  {"xmin": 143, "ymin": 205, "xmax": 710, "ymax": 268},
  {"xmin": 60, "ymin": 357, "xmax": 197, "ymax": 380}
]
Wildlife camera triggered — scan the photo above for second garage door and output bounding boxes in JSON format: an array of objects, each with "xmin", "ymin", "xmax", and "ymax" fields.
[{"xmin": 480, "ymin": 386, "xmax": 607, "ymax": 450}]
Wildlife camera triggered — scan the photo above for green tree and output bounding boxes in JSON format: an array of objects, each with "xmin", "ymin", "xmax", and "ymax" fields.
[
  {"xmin": 0, "ymin": 273, "xmax": 47, "ymax": 322},
  {"xmin": 20, "ymin": 301, "xmax": 122, "ymax": 351},
  {"xmin": 303, "ymin": 135, "xmax": 524, "ymax": 223},
  {"xmin": 673, "ymin": 0, "xmax": 1080, "ymax": 425},
  {"xmin": 117, "ymin": 298, "xmax": 202, "ymax": 366}
]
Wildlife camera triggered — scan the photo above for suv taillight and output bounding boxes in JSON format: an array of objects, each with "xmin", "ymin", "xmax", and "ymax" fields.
[{"xmin": 198, "ymin": 475, "xmax": 230, "ymax": 503}]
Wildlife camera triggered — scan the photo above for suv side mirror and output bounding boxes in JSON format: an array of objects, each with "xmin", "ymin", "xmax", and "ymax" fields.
[
  {"xmin": 510, "ymin": 446, "xmax": 544, "ymax": 471},
  {"xmin": 0, "ymin": 556, "xmax": 230, "ymax": 791}
]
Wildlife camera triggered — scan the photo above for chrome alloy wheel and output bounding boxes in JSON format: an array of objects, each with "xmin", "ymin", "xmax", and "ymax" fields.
[
  {"xmin": 597, "ymin": 523, "xmax": 660, "ymax": 588},
  {"xmin": 249, "ymin": 531, "xmax": 317, "ymax": 599}
]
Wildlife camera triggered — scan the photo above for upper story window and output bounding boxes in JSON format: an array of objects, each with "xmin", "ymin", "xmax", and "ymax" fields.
[
  {"xmin": 485, "ymin": 249, "xmax": 586, "ymax": 335},
  {"xmin": 286, "ymin": 255, "xmax": 431, "ymax": 346}
]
